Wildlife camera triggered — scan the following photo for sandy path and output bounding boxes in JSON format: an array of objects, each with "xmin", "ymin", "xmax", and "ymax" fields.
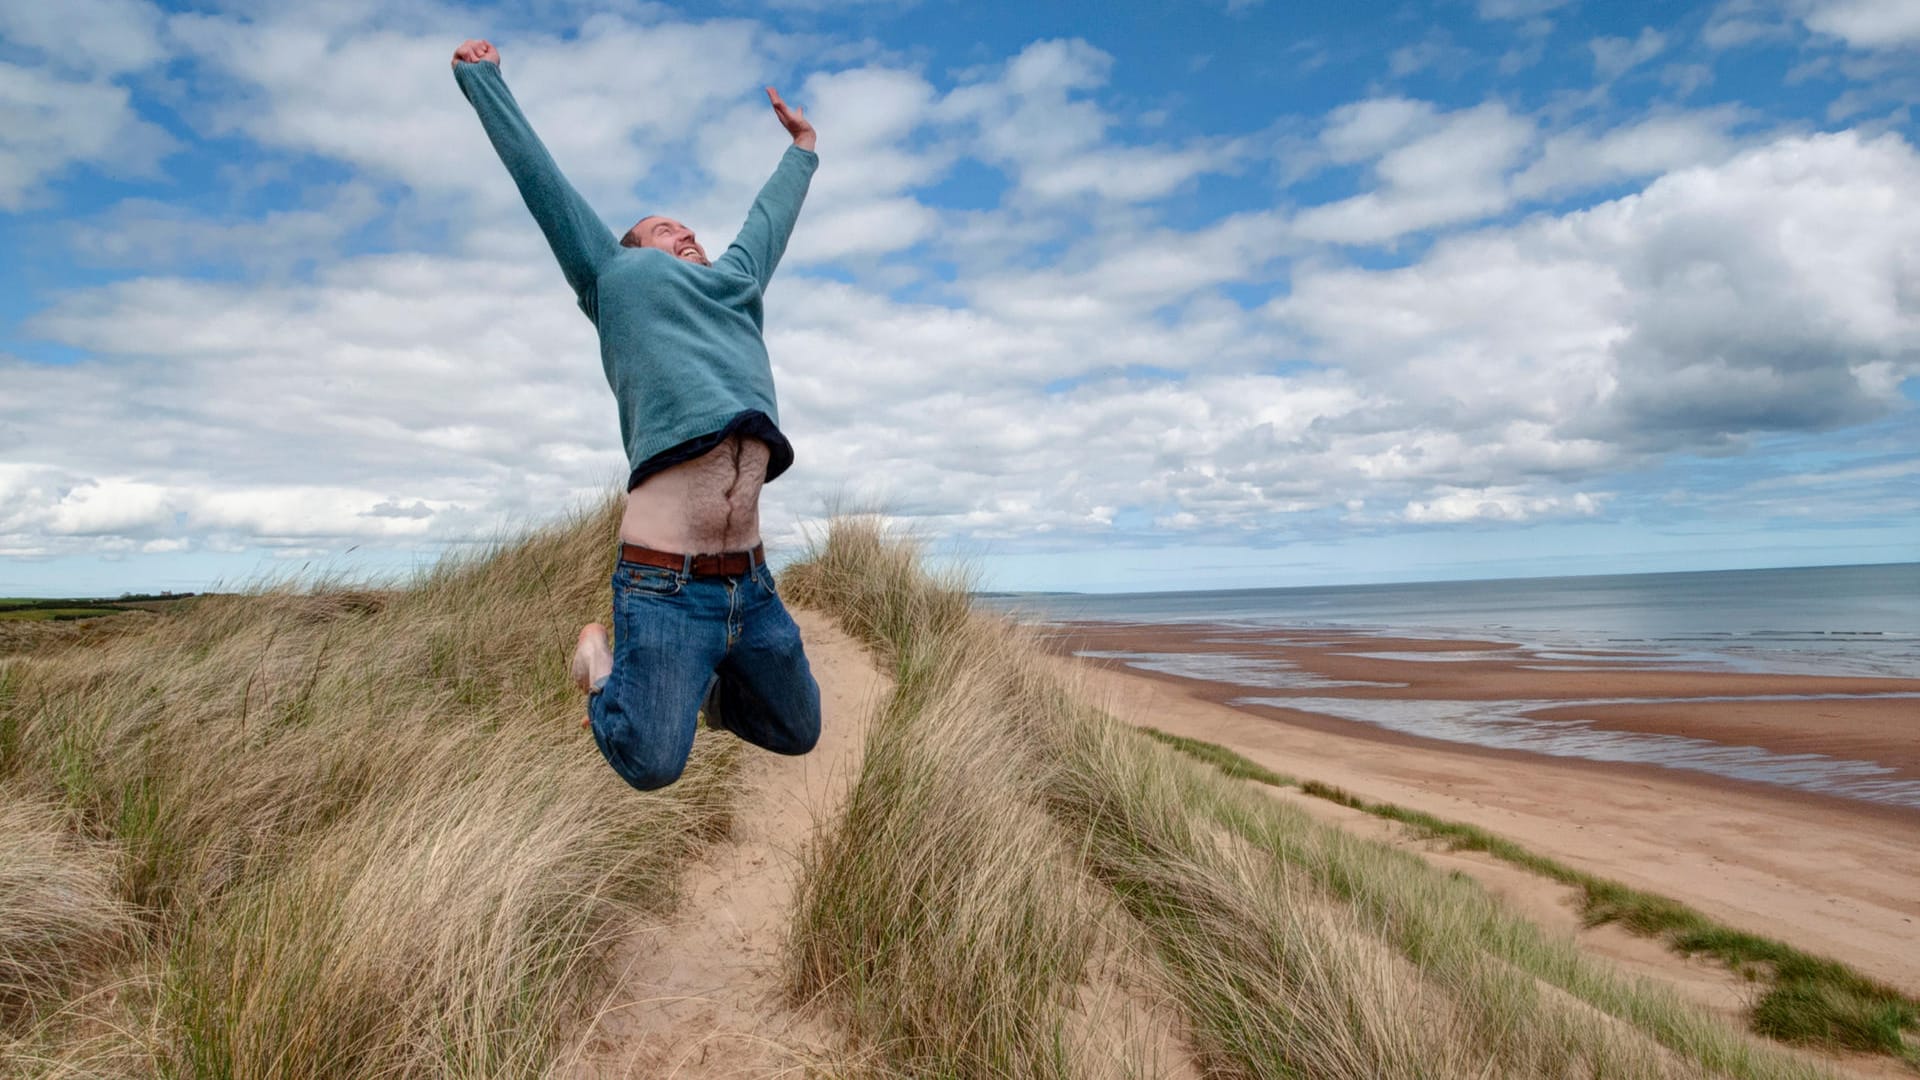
[
  {"xmin": 566, "ymin": 609, "xmax": 887, "ymax": 1079},
  {"xmin": 1057, "ymin": 655, "xmax": 1920, "ymax": 1000}
]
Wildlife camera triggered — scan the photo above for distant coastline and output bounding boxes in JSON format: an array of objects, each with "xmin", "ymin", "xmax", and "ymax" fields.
[{"xmin": 986, "ymin": 561, "xmax": 1920, "ymax": 681}]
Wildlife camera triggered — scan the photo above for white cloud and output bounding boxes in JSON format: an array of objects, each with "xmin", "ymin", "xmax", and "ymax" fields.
[
  {"xmin": 1296, "ymin": 99, "xmax": 1752, "ymax": 243},
  {"xmin": 1477, "ymin": 0, "xmax": 1575, "ymax": 19},
  {"xmin": 691, "ymin": 65, "xmax": 950, "ymax": 263},
  {"xmin": 3, "ymin": 248, "xmax": 627, "ymax": 558},
  {"xmin": 1276, "ymin": 130, "xmax": 1920, "ymax": 483},
  {"xmin": 786, "ymin": 197, "xmax": 940, "ymax": 262},
  {"xmin": 1388, "ymin": 35, "xmax": 1474, "ymax": 78},
  {"xmin": 936, "ymin": 38, "xmax": 1238, "ymax": 206},
  {"xmin": 4, "ymin": 3, "xmax": 1917, "ymax": 581},
  {"xmin": 1798, "ymin": 0, "xmax": 1920, "ymax": 47},
  {"xmin": 1589, "ymin": 27, "xmax": 1667, "ymax": 79},
  {"xmin": 1705, "ymin": 0, "xmax": 1797, "ymax": 47},
  {"xmin": 1709, "ymin": 0, "xmax": 1920, "ymax": 50},
  {"xmin": 1294, "ymin": 102, "xmax": 1533, "ymax": 244},
  {"xmin": 71, "ymin": 184, "xmax": 387, "ymax": 271},
  {"xmin": 0, "ymin": 61, "xmax": 177, "ymax": 210},
  {"xmin": 0, "ymin": 0, "xmax": 167, "ymax": 76},
  {"xmin": 1319, "ymin": 98, "xmax": 1437, "ymax": 163},
  {"xmin": 1403, "ymin": 487, "xmax": 1603, "ymax": 523},
  {"xmin": 167, "ymin": 11, "xmax": 775, "ymax": 210},
  {"xmin": 1509, "ymin": 109, "xmax": 1741, "ymax": 201}
]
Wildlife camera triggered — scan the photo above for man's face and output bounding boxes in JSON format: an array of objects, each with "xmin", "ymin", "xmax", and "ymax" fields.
[{"xmin": 626, "ymin": 216, "xmax": 709, "ymax": 266}]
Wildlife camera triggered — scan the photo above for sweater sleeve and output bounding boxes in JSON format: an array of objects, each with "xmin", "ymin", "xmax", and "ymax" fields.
[
  {"xmin": 454, "ymin": 60, "xmax": 618, "ymax": 315},
  {"xmin": 716, "ymin": 145, "xmax": 818, "ymax": 290}
]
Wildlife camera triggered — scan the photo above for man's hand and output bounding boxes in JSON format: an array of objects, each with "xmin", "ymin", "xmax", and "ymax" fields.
[
  {"xmin": 765, "ymin": 87, "xmax": 815, "ymax": 153},
  {"xmin": 452, "ymin": 39, "xmax": 500, "ymax": 69}
]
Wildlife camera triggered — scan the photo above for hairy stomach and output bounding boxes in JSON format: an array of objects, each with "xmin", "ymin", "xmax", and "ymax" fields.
[{"xmin": 620, "ymin": 436, "xmax": 770, "ymax": 554}]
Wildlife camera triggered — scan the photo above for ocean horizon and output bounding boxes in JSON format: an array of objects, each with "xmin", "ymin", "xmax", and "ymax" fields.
[{"xmin": 981, "ymin": 560, "xmax": 1920, "ymax": 679}]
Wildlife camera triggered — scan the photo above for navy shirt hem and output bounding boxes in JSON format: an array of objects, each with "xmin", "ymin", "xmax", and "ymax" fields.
[{"xmin": 625, "ymin": 410, "xmax": 794, "ymax": 491}]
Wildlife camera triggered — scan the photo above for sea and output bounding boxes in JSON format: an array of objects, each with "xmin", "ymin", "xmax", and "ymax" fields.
[
  {"xmin": 982, "ymin": 562, "xmax": 1920, "ymax": 808},
  {"xmin": 982, "ymin": 561, "xmax": 1920, "ymax": 680}
]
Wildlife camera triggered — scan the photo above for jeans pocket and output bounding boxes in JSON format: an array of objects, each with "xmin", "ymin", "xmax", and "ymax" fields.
[
  {"xmin": 616, "ymin": 564, "xmax": 684, "ymax": 596},
  {"xmin": 753, "ymin": 565, "xmax": 779, "ymax": 596}
]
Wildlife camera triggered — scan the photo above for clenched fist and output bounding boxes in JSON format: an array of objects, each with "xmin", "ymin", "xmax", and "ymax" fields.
[{"xmin": 452, "ymin": 39, "xmax": 500, "ymax": 68}]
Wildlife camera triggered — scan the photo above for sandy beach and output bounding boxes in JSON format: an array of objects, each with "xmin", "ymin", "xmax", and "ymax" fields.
[{"xmin": 1048, "ymin": 620, "xmax": 1920, "ymax": 999}]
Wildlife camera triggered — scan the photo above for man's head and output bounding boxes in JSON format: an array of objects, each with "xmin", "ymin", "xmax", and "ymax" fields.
[{"xmin": 622, "ymin": 215, "xmax": 709, "ymax": 266}]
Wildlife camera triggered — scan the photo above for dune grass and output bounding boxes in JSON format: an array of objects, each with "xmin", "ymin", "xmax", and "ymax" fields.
[
  {"xmin": 0, "ymin": 494, "xmax": 738, "ymax": 1077},
  {"xmin": 1296, "ymin": 780, "xmax": 1918, "ymax": 1063},
  {"xmin": 1136, "ymin": 724, "xmax": 1917, "ymax": 1066},
  {"xmin": 782, "ymin": 521, "xmax": 1107, "ymax": 1076},
  {"xmin": 785, "ymin": 515, "xmax": 1845, "ymax": 1079}
]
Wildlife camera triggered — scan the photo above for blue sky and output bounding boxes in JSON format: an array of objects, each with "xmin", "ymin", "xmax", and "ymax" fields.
[{"xmin": 2, "ymin": 0, "xmax": 1917, "ymax": 597}]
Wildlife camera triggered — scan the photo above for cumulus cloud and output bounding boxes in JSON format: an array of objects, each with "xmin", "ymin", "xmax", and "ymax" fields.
[
  {"xmin": 1403, "ymin": 488, "xmax": 1603, "ymax": 523},
  {"xmin": 1704, "ymin": 0, "xmax": 1797, "ymax": 48},
  {"xmin": 689, "ymin": 64, "xmax": 950, "ymax": 263},
  {"xmin": 3, "ymin": 2, "xmax": 1917, "ymax": 584},
  {"xmin": 1589, "ymin": 27, "xmax": 1667, "ymax": 79},
  {"xmin": 0, "ymin": 61, "xmax": 176, "ymax": 210},
  {"xmin": 1797, "ymin": 0, "xmax": 1920, "ymax": 48},
  {"xmin": 1276, "ymin": 131, "xmax": 1920, "ymax": 479},
  {"xmin": 2, "ymin": 249, "xmax": 625, "ymax": 559},
  {"xmin": 1508, "ymin": 109, "xmax": 1741, "ymax": 201},
  {"xmin": 1295, "ymin": 97, "xmax": 1752, "ymax": 243},
  {"xmin": 71, "ymin": 184, "xmax": 387, "ymax": 272},
  {"xmin": 20, "ymin": 120, "xmax": 1919, "ymax": 564},
  {"xmin": 167, "ymin": 10, "xmax": 774, "ymax": 212},
  {"xmin": 938, "ymin": 39, "xmax": 1241, "ymax": 206},
  {"xmin": 1708, "ymin": 0, "xmax": 1920, "ymax": 50},
  {"xmin": 1294, "ymin": 100, "xmax": 1533, "ymax": 243},
  {"xmin": 1476, "ymin": 0, "xmax": 1574, "ymax": 19},
  {"xmin": 0, "ymin": 0, "xmax": 167, "ymax": 76}
]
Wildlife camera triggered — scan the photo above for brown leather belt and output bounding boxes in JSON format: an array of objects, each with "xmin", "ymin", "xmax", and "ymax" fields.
[{"xmin": 619, "ymin": 542, "xmax": 765, "ymax": 578}]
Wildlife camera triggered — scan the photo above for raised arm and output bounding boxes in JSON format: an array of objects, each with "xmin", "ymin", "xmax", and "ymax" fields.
[
  {"xmin": 451, "ymin": 41, "xmax": 618, "ymax": 316},
  {"xmin": 717, "ymin": 87, "xmax": 819, "ymax": 289}
]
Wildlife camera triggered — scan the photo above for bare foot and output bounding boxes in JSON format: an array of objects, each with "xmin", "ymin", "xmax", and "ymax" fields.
[{"xmin": 571, "ymin": 622, "xmax": 611, "ymax": 695}]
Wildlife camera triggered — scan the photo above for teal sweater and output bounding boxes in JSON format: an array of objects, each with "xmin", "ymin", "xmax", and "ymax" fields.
[{"xmin": 454, "ymin": 60, "xmax": 817, "ymax": 487}]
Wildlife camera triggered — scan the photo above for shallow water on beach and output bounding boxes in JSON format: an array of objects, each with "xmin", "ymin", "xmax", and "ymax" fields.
[
  {"xmin": 1069, "ymin": 638, "xmax": 1920, "ymax": 809},
  {"xmin": 1073, "ymin": 649, "xmax": 1400, "ymax": 690},
  {"xmin": 1231, "ymin": 692, "xmax": 1920, "ymax": 810}
]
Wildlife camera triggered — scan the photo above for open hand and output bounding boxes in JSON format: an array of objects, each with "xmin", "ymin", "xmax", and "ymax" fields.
[
  {"xmin": 765, "ymin": 87, "xmax": 815, "ymax": 153},
  {"xmin": 452, "ymin": 39, "xmax": 500, "ymax": 68}
]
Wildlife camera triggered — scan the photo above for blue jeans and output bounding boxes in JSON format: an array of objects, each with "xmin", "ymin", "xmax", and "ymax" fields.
[{"xmin": 586, "ymin": 555, "xmax": 821, "ymax": 790}]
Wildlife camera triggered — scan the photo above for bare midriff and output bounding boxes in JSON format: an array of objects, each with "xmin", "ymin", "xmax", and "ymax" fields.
[{"xmin": 620, "ymin": 435, "xmax": 769, "ymax": 554}]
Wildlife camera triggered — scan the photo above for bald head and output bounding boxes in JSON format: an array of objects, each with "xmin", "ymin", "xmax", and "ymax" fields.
[{"xmin": 623, "ymin": 215, "xmax": 710, "ymax": 266}]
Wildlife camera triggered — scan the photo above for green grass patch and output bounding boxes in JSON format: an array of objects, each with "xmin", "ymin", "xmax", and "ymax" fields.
[
  {"xmin": 1160, "ymin": 735, "xmax": 1920, "ymax": 1064},
  {"xmin": 1140, "ymin": 726, "xmax": 1297, "ymax": 787}
]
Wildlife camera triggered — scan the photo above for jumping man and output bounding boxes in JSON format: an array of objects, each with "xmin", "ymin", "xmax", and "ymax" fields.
[{"xmin": 452, "ymin": 38, "xmax": 822, "ymax": 789}]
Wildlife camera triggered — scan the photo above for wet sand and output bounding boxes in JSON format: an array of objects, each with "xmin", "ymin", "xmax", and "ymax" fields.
[
  {"xmin": 1047, "ymin": 620, "xmax": 1920, "ymax": 995},
  {"xmin": 1053, "ymin": 622, "xmax": 1920, "ymax": 813}
]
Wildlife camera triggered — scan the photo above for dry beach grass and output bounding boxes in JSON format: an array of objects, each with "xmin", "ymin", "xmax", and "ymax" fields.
[
  {"xmin": 0, "ymin": 497, "xmax": 736, "ymax": 1077},
  {"xmin": 0, "ymin": 502, "xmax": 1903, "ymax": 1077},
  {"xmin": 778, "ymin": 516, "xmax": 1863, "ymax": 1079}
]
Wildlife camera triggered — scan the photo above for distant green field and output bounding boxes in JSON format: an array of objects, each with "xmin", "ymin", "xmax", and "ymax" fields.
[
  {"xmin": 0, "ymin": 607, "xmax": 127, "ymax": 622},
  {"xmin": 0, "ymin": 595, "xmax": 196, "ymax": 621}
]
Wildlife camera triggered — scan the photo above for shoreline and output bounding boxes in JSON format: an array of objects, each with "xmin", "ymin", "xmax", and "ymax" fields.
[
  {"xmin": 1043, "ymin": 626, "xmax": 1920, "ymax": 998},
  {"xmin": 1045, "ymin": 620, "xmax": 1920, "ymax": 816}
]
